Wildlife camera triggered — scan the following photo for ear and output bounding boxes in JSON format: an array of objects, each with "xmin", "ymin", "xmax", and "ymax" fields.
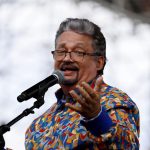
[{"xmin": 96, "ymin": 56, "xmax": 105, "ymax": 72}]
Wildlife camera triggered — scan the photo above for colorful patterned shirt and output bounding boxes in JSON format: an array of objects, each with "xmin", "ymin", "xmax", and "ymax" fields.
[{"xmin": 25, "ymin": 81, "xmax": 140, "ymax": 150}]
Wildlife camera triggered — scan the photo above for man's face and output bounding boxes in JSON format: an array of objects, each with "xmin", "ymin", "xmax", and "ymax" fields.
[{"xmin": 54, "ymin": 31, "xmax": 102, "ymax": 86}]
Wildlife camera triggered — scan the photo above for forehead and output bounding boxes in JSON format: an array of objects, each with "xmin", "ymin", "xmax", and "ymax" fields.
[{"xmin": 56, "ymin": 31, "xmax": 93, "ymax": 48}]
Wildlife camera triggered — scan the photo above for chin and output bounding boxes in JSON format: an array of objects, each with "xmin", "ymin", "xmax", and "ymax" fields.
[{"xmin": 62, "ymin": 78, "xmax": 78, "ymax": 86}]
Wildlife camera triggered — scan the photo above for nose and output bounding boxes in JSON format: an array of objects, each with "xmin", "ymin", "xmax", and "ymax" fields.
[{"xmin": 63, "ymin": 52, "xmax": 73, "ymax": 61}]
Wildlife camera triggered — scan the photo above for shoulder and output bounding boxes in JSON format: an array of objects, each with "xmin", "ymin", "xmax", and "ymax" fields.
[{"xmin": 100, "ymin": 83, "xmax": 138, "ymax": 113}]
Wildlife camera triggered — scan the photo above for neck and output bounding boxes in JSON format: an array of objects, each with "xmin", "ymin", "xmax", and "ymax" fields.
[{"xmin": 60, "ymin": 84, "xmax": 77, "ymax": 96}]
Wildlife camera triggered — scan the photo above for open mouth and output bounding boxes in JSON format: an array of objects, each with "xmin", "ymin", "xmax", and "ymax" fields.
[
  {"xmin": 60, "ymin": 65, "xmax": 79, "ymax": 77},
  {"xmin": 60, "ymin": 65, "xmax": 79, "ymax": 72}
]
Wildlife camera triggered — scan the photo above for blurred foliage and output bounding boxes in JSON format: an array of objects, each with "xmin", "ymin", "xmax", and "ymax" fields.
[{"xmin": 77, "ymin": 0, "xmax": 150, "ymax": 23}]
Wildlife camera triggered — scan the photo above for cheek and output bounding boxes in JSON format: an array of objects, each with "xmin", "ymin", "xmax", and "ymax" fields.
[
  {"xmin": 85, "ymin": 64, "xmax": 97, "ymax": 73},
  {"xmin": 79, "ymin": 61, "xmax": 98, "ymax": 78},
  {"xmin": 84, "ymin": 59, "xmax": 97, "ymax": 70},
  {"xmin": 54, "ymin": 61, "xmax": 60, "ymax": 69}
]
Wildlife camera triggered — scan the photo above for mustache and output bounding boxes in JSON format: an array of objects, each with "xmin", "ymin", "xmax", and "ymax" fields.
[{"xmin": 60, "ymin": 62, "xmax": 79, "ymax": 71}]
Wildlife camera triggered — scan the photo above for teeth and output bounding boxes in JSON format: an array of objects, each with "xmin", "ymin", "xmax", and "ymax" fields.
[
  {"xmin": 60, "ymin": 65, "xmax": 78, "ymax": 71},
  {"xmin": 64, "ymin": 69, "xmax": 75, "ymax": 71},
  {"xmin": 61, "ymin": 67, "xmax": 75, "ymax": 70}
]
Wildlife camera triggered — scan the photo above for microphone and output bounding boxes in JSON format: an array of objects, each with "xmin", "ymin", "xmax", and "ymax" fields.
[{"xmin": 17, "ymin": 70, "xmax": 64, "ymax": 102}]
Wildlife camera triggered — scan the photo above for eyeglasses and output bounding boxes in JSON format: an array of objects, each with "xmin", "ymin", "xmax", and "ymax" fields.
[{"xmin": 51, "ymin": 50, "xmax": 101, "ymax": 61}]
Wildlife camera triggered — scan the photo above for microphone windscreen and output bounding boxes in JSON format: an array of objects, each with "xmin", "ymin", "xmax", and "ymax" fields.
[{"xmin": 52, "ymin": 70, "xmax": 64, "ymax": 84}]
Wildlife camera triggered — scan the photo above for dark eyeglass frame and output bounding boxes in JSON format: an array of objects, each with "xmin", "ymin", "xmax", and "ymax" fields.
[{"xmin": 51, "ymin": 50, "xmax": 101, "ymax": 61}]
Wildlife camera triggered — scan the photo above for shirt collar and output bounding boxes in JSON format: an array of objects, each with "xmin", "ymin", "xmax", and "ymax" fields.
[{"xmin": 55, "ymin": 88, "xmax": 76, "ymax": 104}]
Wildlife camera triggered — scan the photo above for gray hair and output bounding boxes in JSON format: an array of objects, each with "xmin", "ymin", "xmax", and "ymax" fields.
[{"xmin": 55, "ymin": 18, "xmax": 106, "ymax": 75}]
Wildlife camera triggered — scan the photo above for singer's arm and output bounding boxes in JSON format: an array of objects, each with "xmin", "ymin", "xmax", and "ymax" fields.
[
  {"xmin": 81, "ymin": 100, "xmax": 139, "ymax": 149},
  {"xmin": 67, "ymin": 80, "xmax": 139, "ymax": 149}
]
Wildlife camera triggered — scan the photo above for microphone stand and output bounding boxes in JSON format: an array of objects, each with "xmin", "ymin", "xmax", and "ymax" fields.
[{"xmin": 0, "ymin": 86, "xmax": 46, "ymax": 149}]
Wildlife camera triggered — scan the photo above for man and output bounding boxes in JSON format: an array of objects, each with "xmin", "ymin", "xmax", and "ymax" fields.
[{"xmin": 25, "ymin": 18, "xmax": 139, "ymax": 149}]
